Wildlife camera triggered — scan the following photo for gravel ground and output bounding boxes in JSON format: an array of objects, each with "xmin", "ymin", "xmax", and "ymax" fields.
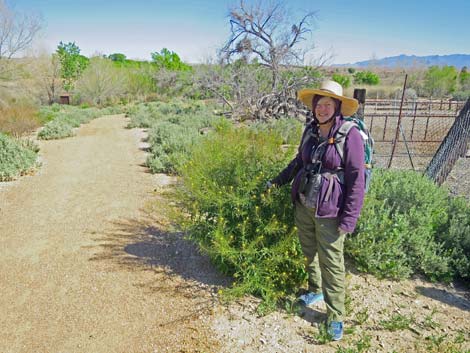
[
  {"xmin": 444, "ymin": 155, "xmax": 470, "ymax": 200},
  {"xmin": 0, "ymin": 115, "xmax": 226, "ymax": 353},
  {"xmin": 209, "ymin": 271, "xmax": 469, "ymax": 353}
]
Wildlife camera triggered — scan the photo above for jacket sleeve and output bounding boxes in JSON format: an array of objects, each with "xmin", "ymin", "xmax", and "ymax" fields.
[
  {"xmin": 338, "ymin": 127, "xmax": 365, "ymax": 233},
  {"xmin": 270, "ymin": 126, "xmax": 309, "ymax": 186},
  {"xmin": 271, "ymin": 154, "xmax": 302, "ymax": 186}
]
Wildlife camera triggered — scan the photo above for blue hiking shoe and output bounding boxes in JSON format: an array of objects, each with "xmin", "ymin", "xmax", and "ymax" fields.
[
  {"xmin": 297, "ymin": 292, "xmax": 324, "ymax": 306},
  {"xmin": 328, "ymin": 321, "xmax": 343, "ymax": 341}
]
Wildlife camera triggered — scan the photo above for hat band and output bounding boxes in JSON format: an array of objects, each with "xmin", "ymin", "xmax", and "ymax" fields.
[{"xmin": 320, "ymin": 88, "xmax": 338, "ymax": 95}]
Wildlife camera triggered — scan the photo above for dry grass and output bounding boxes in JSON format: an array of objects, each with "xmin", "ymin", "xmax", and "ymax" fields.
[{"xmin": 0, "ymin": 104, "xmax": 40, "ymax": 137}]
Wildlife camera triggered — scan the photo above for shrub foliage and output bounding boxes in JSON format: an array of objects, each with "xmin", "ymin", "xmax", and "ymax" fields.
[
  {"xmin": 346, "ymin": 169, "xmax": 468, "ymax": 282},
  {"xmin": 176, "ymin": 122, "xmax": 306, "ymax": 311},
  {"xmin": 0, "ymin": 133, "xmax": 38, "ymax": 181},
  {"xmin": 126, "ymin": 100, "xmax": 224, "ymax": 174}
]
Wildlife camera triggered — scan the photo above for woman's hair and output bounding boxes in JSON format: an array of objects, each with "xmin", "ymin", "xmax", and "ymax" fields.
[{"xmin": 311, "ymin": 95, "xmax": 342, "ymax": 119}]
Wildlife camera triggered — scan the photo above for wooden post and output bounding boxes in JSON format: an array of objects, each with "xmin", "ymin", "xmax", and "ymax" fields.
[{"xmin": 353, "ymin": 88, "xmax": 366, "ymax": 120}]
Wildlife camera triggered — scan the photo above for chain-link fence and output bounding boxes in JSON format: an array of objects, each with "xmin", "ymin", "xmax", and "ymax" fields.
[
  {"xmin": 425, "ymin": 98, "xmax": 470, "ymax": 185},
  {"xmin": 362, "ymin": 98, "xmax": 467, "ymax": 171}
]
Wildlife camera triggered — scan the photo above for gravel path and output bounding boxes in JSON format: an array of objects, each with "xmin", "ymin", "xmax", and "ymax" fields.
[{"xmin": 0, "ymin": 115, "xmax": 226, "ymax": 353}]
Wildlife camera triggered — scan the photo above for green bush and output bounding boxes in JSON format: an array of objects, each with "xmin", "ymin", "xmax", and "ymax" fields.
[
  {"xmin": 37, "ymin": 106, "xmax": 103, "ymax": 140},
  {"xmin": 37, "ymin": 119, "xmax": 75, "ymax": 140},
  {"xmin": 0, "ymin": 133, "xmax": 38, "ymax": 181},
  {"xmin": 354, "ymin": 71, "xmax": 380, "ymax": 85},
  {"xmin": 248, "ymin": 117, "xmax": 303, "ymax": 145},
  {"xmin": 127, "ymin": 100, "xmax": 224, "ymax": 174},
  {"xmin": 176, "ymin": 123, "xmax": 306, "ymax": 312},
  {"xmin": 332, "ymin": 73, "xmax": 351, "ymax": 88},
  {"xmin": 451, "ymin": 90, "xmax": 470, "ymax": 101},
  {"xmin": 346, "ymin": 169, "xmax": 453, "ymax": 281},
  {"xmin": 437, "ymin": 197, "xmax": 470, "ymax": 280}
]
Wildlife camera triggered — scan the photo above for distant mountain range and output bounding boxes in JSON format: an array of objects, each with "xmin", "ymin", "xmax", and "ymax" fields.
[{"xmin": 336, "ymin": 54, "xmax": 470, "ymax": 69}]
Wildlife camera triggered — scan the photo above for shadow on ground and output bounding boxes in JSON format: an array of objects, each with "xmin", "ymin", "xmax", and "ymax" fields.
[
  {"xmin": 415, "ymin": 285, "xmax": 470, "ymax": 312},
  {"xmin": 88, "ymin": 215, "xmax": 232, "ymax": 291}
]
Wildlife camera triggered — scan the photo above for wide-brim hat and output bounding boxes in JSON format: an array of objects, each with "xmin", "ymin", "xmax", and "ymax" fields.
[{"xmin": 298, "ymin": 80, "xmax": 359, "ymax": 116}]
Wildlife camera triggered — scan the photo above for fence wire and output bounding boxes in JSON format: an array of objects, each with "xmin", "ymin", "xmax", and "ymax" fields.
[
  {"xmin": 362, "ymin": 98, "xmax": 467, "ymax": 171},
  {"xmin": 425, "ymin": 98, "xmax": 470, "ymax": 185}
]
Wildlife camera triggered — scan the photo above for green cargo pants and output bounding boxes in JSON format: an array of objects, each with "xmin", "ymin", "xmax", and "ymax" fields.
[{"xmin": 294, "ymin": 200, "xmax": 346, "ymax": 322}]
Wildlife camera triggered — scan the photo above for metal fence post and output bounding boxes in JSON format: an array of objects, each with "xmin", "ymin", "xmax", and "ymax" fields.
[{"xmin": 387, "ymin": 74, "xmax": 408, "ymax": 168}]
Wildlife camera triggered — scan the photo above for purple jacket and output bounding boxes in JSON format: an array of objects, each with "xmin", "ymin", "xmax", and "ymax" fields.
[{"xmin": 272, "ymin": 115, "xmax": 365, "ymax": 233}]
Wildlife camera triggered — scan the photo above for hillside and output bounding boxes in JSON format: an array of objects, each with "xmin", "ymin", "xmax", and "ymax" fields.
[{"xmin": 336, "ymin": 54, "xmax": 470, "ymax": 69}]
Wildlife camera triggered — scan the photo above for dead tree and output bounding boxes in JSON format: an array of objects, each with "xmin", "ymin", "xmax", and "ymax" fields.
[
  {"xmin": 0, "ymin": 0, "xmax": 42, "ymax": 60},
  {"xmin": 221, "ymin": 0, "xmax": 316, "ymax": 91}
]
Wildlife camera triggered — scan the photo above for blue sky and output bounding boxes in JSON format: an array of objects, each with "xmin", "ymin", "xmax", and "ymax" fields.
[{"xmin": 9, "ymin": 0, "xmax": 470, "ymax": 64}]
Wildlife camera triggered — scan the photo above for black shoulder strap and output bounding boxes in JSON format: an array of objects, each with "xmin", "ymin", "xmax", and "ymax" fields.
[{"xmin": 299, "ymin": 124, "xmax": 319, "ymax": 152}]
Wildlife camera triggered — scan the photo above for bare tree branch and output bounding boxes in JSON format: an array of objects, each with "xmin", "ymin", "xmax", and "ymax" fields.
[
  {"xmin": 0, "ymin": 0, "xmax": 42, "ymax": 59},
  {"xmin": 221, "ymin": 0, "xmax": 317, "ymax": 90}
]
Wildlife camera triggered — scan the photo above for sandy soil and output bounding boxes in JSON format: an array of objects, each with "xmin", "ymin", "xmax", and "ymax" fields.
[
  {"xmin": 0, "ymin": 115, "xmax": 227, "ymax": 353},
  {"xmin": 1, "ymin": 114, "xmax": 469, "ymax": 353}
]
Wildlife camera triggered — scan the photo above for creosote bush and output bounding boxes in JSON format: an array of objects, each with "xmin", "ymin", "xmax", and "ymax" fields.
[{"xmin": 176, "ymin": 122, "xmax": 307, "ymax": 312}]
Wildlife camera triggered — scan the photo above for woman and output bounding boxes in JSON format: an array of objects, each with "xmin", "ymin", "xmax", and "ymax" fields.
[{"xmin": 268, "ymin": 80, "xmax": 365, "ymax": 341}]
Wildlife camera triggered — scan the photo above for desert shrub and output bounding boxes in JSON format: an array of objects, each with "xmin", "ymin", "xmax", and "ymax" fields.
[
  {"xmin": 436, "ymin": 197, "xmax": 470, "ymax": 281},
  {"xmin": 451, "ymin": 90, "xmax": 470, "ymax": 101},
  {"xmin": 176, "ymin": 123, "xmax": 305, "ymax": 312},
  {"xmin": 346, "ymin": 169, "xmax": 453, "ymax": 281},
  {"xmin": 249, "ymin": 117, "xmax": 303, "ymax": 145},
  {"xmin": 37, "ymin": 106, "xmax": 102, "ymax": 140},
  {"xmin": 0, "ymin": 104, "xmax": 41, "ymax": 136},
  {"xmin": 37, "ymin": 104, "xmax": 62, "ymax": 124},
  {"xmin": 127, "ymin": 100, "xmax": 224, "ymax": 174},
  {"xmin": 0, "ymin": 133, "xmax": 38, "ymax": 181},
  {"xmin": 37, "ymin": 119, "xmax": 75, "ymax": 140}
]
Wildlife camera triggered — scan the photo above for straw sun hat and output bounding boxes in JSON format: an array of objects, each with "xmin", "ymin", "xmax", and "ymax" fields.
[{"xmin": 297, "ymin": 80, "xmax": 359, "ymax": 117}]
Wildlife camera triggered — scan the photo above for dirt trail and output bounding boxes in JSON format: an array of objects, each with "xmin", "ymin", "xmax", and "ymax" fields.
[{"xmin": 0, "ymin": 115, "xmax": 225, "ymax": 353}]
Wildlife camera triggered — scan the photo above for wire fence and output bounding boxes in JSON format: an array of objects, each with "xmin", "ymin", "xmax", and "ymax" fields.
[
  {"xmin": 425, "ymin": 98, "xmax": 470, "ymax": 185},
  {"xmin": 362, "ymin": 98, "xmax": 468, "ymax": 171}
]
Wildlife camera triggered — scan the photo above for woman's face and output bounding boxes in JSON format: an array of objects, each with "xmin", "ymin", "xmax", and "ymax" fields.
[{"xmin": 315, "ymin": 96, "xmax": 337, "ymax": 123}]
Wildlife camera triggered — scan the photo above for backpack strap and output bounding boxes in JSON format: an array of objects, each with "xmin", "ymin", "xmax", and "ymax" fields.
[
  {"xmin": 299, "ymin": 124, "xmax": 319, "ymax": 152},
  {"xmin": 330, "ymin": 121, "xmax": 358, "ymax": 163}
]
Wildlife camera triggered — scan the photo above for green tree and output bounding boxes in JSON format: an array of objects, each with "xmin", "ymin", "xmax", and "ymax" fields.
[
  {"xmin": 151, "ymin": 48, "xmax": 191, "ymax": 71},
  {"xmin": 423, "ymin": 65, "xmax": 457, "ymax": 97},
  {"xmin": 56, "ymin": 41, "xmax": 89, "ymax": 92},
  {"xmin": 353, "ymin": 71, "xmax": 380, "ymax": 85},
  {"xmin": 108, "ymin": 53, "xmax": 127, "ymax": 63},
  {"xmin": 332, "ymin": 73, "xmax": 351, "ymax": 88}
]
